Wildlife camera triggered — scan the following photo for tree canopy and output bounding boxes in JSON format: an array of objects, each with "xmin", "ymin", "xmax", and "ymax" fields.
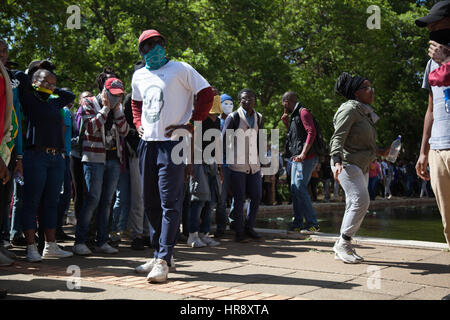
[{"xmin": 0, "ymin": 0, "xmax": 437, "ymax": 160}]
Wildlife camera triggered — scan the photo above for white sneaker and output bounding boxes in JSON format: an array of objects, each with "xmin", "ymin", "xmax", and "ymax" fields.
[
  {"xmin": 146, "ymin": 259, "xmax": 169, "ymax": 283},
  {"xmin": 333, "ymin": 246, "xmax": 364, "ymax": 262},
  {"xmin": 187, "ymin": 232, "xmax": 207, "ymax": 248},
  {"xmin": 73, "ymin": 243, "xmax": 92, "ymax": 256},
  {"xmin": 333, "ymin": 240, "xmax": 358, "ymax": 264},
  {"xmin": 199, "ymin": 233, "xmax": 220, "ymax": 247},
  {"xmin": 27, "ymin": 244, "xmax": 42, "ymax": 262},
  {"xmin": 0, "ymin": 251, "xmax": 14, "ymax": 266},
  {"xmin": 135, "ymin": 256, "xmax": 176, "ymax": 274},
  {"xmin": 3, "ymin": 240, "xmax": 12, "ymax": 249},
  {"xmin": 94, "ymin": 243, "xmax": 119, "ymax": 254},
  {"xmin": 43, "ymin": 242, "xmax": 74, "ymax": 258}
]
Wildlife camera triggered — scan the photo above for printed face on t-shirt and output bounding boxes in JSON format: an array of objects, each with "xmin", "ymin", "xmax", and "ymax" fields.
[{"xmin": 143, "ymin": 85, "xmax": 164, "ymax": 123}]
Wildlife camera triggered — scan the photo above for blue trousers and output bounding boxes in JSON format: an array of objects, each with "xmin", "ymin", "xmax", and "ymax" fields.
[
  {"xmin": 290, "ymin": 157, "xmax": 319, "ymax": 229},
  {"xmin": 138, "ymin": 140, "xmax": 185, "ymax": 264},
  {"xmin": 75, "ymin": 160, "xmax": 121, "ymax": 246},
  {"xmin": 230, "ymin": 170, "xmax": 262, "ymax": 233},
  {"xmin": 22, "ymin": 150, "xmax": 65, "ymax": 231},
  {"xmin": 112, "ymin": 167, "xmax": 131, "ymax": 233}
]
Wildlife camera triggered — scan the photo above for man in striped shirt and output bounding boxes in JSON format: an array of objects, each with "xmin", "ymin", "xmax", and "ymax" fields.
[{"xmin": 73, "ymin": 76, "xmax": 129, "ymax": 256}]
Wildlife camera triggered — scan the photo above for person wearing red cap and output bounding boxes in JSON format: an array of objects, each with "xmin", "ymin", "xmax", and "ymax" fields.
[
  {"xmin": 73, "ymin": 69, "xmax": 129, "ymax": 256},
  {"xmin": 131, "ymin": 29, "xmax": 214, "ymax": 283}
]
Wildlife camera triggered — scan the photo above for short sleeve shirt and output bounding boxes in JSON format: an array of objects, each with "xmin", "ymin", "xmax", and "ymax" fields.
[
  {"xmin": 131, "ymin": 60, "xmax": 210, "ymax": 141},
  {"xmin": 422, "ymin": 59, "xmax": 450, "ymax": 150}
]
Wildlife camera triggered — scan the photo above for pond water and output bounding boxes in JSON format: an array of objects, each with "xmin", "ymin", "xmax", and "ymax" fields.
[{"xmin": 255, "ymin": 205, "xmax": 446, "ymax": 243}]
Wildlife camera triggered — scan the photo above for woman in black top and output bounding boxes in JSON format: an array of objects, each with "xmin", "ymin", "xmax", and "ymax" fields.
[{"xmin": 16, "ymin": 67, "xmax": 75, "ymax": 262}]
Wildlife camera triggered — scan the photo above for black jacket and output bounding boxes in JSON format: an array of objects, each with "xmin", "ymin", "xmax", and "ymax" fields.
[{"xmin": 285, "ymin": 102, "xmax": 311, "ymax": 159}]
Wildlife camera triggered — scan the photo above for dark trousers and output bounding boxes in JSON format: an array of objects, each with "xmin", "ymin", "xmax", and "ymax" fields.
[
  {"xmin": 22, "ymin": 149, "xmax": 65, "ymax": 231},
  {"xmin": 70, "ymin": 155, "xmax": 85, "ymax": 219},
  {"xmin": 138, "ymin": 140, "xmax": 185, "ymax": 264},
  {"xmin": 57, "ymin": 156, "xmax": 71, "ymax": 230},
  {"xmin": 230, "ymin": 170, "xmax": 262, "ymax": 233}
]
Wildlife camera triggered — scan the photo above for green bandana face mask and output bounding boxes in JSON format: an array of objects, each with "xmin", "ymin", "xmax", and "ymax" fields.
[{"xmin": 143, "ymin": 44, "xmax": 167, "ymax": 70}]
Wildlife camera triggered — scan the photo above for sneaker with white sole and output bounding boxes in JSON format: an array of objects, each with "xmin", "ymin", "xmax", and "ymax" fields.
[
  {"xmin": 73, "ymin": 243, "xmax": 93, "ymax": 256},
  {"xmin": 333, "ymin": 240, "xmax": 358, "ymax": 264},
  {"xmin": 43, "ymin": 242, "xmax": 74, "ymax": 258},
  {"xmin": 135, "ymin": 256, "xmax": 176, "ymax": 274},
  {"xmin": 94, "ymin": 243, "xmax": 119, "ymax": 254},
  {"xmin": 27, "ymin": 244, "xmax": 42, "ymax": 262},
  {"xmin": 146, "ymin": 259, "xmax": 169, "ymax": 283},
  {"xmin": 199, "ymin": 233, "xmax": 220, "ymax": 247},
  {"xmin": 187, "ymin": 232, "xmax": 207, "ymax": 248}
]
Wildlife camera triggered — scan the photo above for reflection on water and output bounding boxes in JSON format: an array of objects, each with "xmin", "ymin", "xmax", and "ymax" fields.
[{"xmin": 255, "ymin": 206, "xmax": 446, "ymax": 243}]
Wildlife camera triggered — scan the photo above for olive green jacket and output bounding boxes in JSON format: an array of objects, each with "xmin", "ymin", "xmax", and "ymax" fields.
[{"xmin": 329, "ymin": 100, "xmax": 377, "ymax": 174}]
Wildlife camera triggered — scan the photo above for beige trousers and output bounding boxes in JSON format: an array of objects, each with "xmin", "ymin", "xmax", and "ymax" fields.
[{"xmin": 429, "ymin": 149, "xmax": 450, "ymax": 248}]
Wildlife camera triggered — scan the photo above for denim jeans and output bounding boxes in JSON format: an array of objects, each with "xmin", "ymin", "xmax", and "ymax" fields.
[
  {"xmin": 368, "ymin": 176, "xmax": 379, "ymax": 200},
  {"xmin": 10, "ymin": 179, "xmax": 23, "ymax": 240},
  {"xmin": 112, "ymin": 167, "xmax": 130, "ymax": 233},
  {"xmin": 75, "ymin": 159, "xmax": 121, "ymax": 246},
  {"xmin": 230, "ymin": 170, "xmax": 262, "ymax": 233},
  {"xmin": 290, "ymin": 157, "xmax": 319, "ymax": 229},
  {"xmin": 57, "ymin": 156, "xmax": 72, "ymax": 230},
  {"xmin": 138, "ymin": 140, "xmax": 185, "ymax": 264},
  {"xmin": 189, "ymin": 167, "xmax": 218, "ymax": 234},
  {"xmin": 215, "ymin": 165, "xmax": 231, "ymax": 231},
  {"xmin": 22, "ymin": 149, "xmax": 65, "ymax": 231}
]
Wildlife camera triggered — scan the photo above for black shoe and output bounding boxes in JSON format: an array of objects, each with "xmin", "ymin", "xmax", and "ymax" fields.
[
  {"xmin": 234, "ymin": 232, "xmax": 248, "ymax": 243},
  {"xmin": 56, "ymin": 230, "xmax": 75, "ymax": 242},
  {"xmin": 177, "ymin": 233, "xmax": 188, "ymax": 243},
  {"xmin": 130, "ymin": 238, "xmax": 145, "ymax": 250},
  {"xmin": 245, "ymin": 228, "xmax": 262, "ymax": 240},
  {"xmin": 214, "ymin": 229, "xmax": 225, "ymax": 238},
  {"xmin": 0, "ymin": 288, "xmax": 6, "ymax": 299},
  {"xmin": 229, "ymin": 221, "xmax": 236, "ymax": 231},
  {"xmin": 11, "ymin": 236, "xmax": 27, "ymax": 247},
  {"xmin": 143, "ymin": 236, "xmax": 151, "ymax": 247}
]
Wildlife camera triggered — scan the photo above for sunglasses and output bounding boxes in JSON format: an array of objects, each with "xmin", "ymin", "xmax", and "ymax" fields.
[{"xmin": 140, "ymin": 37, "xmax": 165, "ymax": 55}]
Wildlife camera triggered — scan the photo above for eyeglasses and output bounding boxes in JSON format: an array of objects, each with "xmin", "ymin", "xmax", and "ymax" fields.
[
  {"xmin": 358, "ymin": 86, "xmax": 374, "ymax": 92},
  {"xmin": 140, "ymin": 37, "xmax": 165, "ymax": 55}
]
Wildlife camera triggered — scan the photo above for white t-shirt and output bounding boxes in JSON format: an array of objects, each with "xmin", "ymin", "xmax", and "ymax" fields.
[{"xmin": 131, "ymin": 60, "xmax": 210, "ymax": 141}]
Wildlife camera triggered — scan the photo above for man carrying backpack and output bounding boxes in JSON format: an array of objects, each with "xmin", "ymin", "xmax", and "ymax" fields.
[{"xmin": 281, "ymin": 91, "xmax": 321, "ymax": 234}]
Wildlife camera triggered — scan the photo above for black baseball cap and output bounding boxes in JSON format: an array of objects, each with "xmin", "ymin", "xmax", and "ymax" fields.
[{"xmin": 416, "ymin": 1, "xmax": 450, "ymax": 27}]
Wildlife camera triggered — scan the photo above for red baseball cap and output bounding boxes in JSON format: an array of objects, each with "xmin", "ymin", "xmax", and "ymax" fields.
[
  {"xmin": 104, "ymin": 78, "xmax": 125, "ymax": 95},
  {"xmin": 138, "ymin": 29, "xmax": 165, "ymax": 44}
]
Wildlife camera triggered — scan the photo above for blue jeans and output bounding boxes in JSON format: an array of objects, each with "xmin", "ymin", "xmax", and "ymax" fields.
[
  {"xmin": 22, "ymin": 150, "xmax": 65, "ymax": 231},
  {"xmin": 10, "ymin": 179, "xmax": 23, "ymax": 240},
  {"xmin": 290, "ymin": 157, "xmax": 319, "ymax": 229},
  {"xmin": 75, "ymin": 160, "xmax": 121, "ymax": 246},
  {"xmin": 138, "ymin": 140, "xmax": 185, "ymax": 264},
  {"xmin": 189, "ymin": 167, "xmax": 218, "ymax": 234},
  {"xmin": 230, "ymin": 170, "xmax": 262, "ymax": 233},
  {"xmin": 57, "ymin": 156, "xmax": 72, "ymax": 230},
  {"xmin": 112, "ymin": 167, "xmax": 131, "ymax": 233},
  {"xmin": 368, "ymin": 176, "xmax": 379, "ymax": 200},
  {"xmin": 215, "ymin": 165, "xmax": 231, "ymax": 231}
]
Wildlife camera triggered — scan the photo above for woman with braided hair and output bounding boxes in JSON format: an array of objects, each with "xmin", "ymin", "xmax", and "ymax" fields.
[{"xmin": 330, "ymin": 72, "xmax": 389, "ymax": 264}]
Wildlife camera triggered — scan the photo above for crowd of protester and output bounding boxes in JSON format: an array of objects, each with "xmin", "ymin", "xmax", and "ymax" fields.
[{"xmin": 1, "ymin": 1, "xmax": 450, "ymax": 292}]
